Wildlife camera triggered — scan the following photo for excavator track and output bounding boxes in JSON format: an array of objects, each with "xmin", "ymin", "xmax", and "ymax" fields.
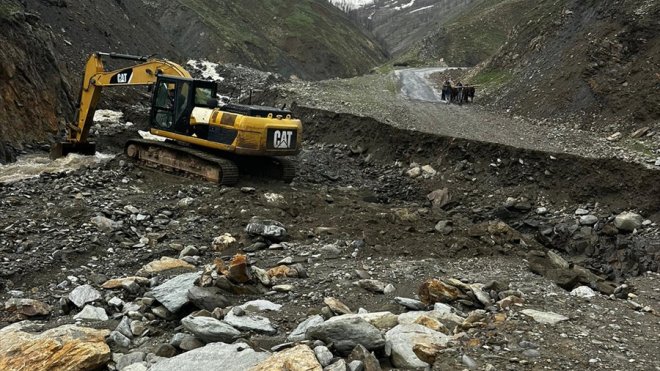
[
  {"xmin": 125, "ymin": 139, "xmax": 239, "ymax": 185},
  {"xmin": 234, "ymin": 156, "xmax": 297, "ymax": 183}
]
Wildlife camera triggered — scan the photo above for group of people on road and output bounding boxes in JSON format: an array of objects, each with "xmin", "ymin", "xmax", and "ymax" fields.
[{"xmin": 441, "ymin": 78, "xmax": 475, "ymax": 104}]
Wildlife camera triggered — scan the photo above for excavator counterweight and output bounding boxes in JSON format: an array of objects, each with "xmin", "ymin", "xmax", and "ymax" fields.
[{"xmin": 51, "ymin": 52, "xmax": 302, "ymax": 184}]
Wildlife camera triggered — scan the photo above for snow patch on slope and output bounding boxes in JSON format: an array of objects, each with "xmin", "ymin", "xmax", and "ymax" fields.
[{"xmin": 329, "ymin": 0, "xmax": 374, "ymax": 10}]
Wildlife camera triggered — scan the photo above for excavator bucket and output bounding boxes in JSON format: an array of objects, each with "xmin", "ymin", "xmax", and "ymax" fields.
[{"xmin": 50, "ymin": 142, "xmax": 97, "ymax": 159}]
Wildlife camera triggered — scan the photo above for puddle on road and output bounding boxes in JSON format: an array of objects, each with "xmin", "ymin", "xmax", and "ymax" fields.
[{"xmin": 0, "ymin": 152, "xmax": 115, "ymax": 184}]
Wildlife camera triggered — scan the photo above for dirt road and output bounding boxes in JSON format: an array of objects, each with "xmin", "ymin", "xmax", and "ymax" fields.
[
  {"xmin": 283, "ymin": 69, "xmax": 659, "ymax": 167},
  {"xmin": 394, "ymin": 67, "xmax": 452, "ymax": 102}
]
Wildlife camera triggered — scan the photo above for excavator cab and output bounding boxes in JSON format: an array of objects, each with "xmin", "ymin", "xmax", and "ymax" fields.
[{"xmin": 149, "ymin": 75, "xmax": 217, "ymax": 135}]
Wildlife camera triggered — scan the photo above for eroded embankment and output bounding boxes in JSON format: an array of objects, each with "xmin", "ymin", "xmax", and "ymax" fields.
[{"xmin": 294, "ymin": 105, "xmax": 660, "ymax": 217}]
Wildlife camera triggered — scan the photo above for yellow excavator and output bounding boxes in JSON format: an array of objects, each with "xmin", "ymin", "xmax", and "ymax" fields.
[{"xmin": 51, "ymin": 52, "xmax": 302, "ymax": 184}]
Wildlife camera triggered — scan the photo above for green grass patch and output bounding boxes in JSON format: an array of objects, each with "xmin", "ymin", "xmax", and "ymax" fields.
[{"xmin": 0, "ymin": 1, "xmax": 21, "ymax": 19}]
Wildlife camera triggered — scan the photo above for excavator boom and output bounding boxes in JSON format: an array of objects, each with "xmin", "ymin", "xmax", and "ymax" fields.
[{"xmin": 52, "ymin": 52, "xmax": 190, "ymax": 158}]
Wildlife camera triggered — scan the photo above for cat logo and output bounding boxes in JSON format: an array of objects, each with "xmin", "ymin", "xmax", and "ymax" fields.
[
  {"xmin": 110, "ymin": 68, "xmax": 133, "ymax": 84},
  {"xmin": 273, "ymin": 130, "xmax": 293, "ymax": 149}
]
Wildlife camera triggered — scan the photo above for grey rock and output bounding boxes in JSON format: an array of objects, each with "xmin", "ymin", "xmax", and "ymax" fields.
[
  {"xmin": 357, "ymin": 279, "xmax": 388, "ymax": 294},
  {"xmin": 245, "ymin": 218, "xmax": 287, "ymax": 241},
  {"xmin": 68, "ymin": 284, "xmax": 101, "ymax": 308},
  {"xmin": 314, "ymin": 345, "xmax": 334, "ymax": 366},
  {"xmin": 320, "ymin": 244, "xmax": 341, "ymax": 259},
  {"xmin": 579, "ymin": 215, "xmax": 599, "ymax": 225},
  {"xmin": 109, "ymin": 330, "xmax": 131, "ymax": 348},
  {"xmin": 130, "ymin": 320, "xmax": 147, "ymax": 337},
  {"xmin": 73, "ymin": 305, "xmax": 108, "ymax": 321},
  {"xmin": 181, "ymin": 314, "xmax": 241, "ymax": 343},
  {"xmin": 306, "ymin": 316, "xmax": 385, "ymax": 356},
  {"xmin": 179, "ymin": 336, "xmax": 204, "ymax": 351},
  {"xmin": 224, "ymin": 308, "xmax": 277, "ymax": 335},
  {"xmin": 179, "ymin": 245, "xmax": 199, "ymax": 258},
  {"xmin": 462, "ymin": 354, "xmax": 477, "ymax": 369},
  {"xmin": 239, "ymin": 299, "xmax": 282, "ymax": 312},
  {"xmin": 521, "ymin": 309, "xmax": 569, "ymax": 325},
  {"xmin": 394, "ymin": 297, "xmax": 425, "ymax": 310},
  {"xmin": 348, "ymin": 344, "xmax": 381, "ymax": 371},
  {"xmin": 122, "ymin": 363, "xmax": 148, "ymax": 371},
  {"xmin": 116, "ymin": 352, "xmax": 146, "ymax": 370},
  {"xmin": 116, "ymin": 316, "xmax": 133, "ymax": 338},
  {"xmin": 570, "ymin": 286, "xmax": 596, "ymax": 298},
  {"xmin": 574, "ymin": 208, "xmax": 589, "ymax": 215},
  {"xmin": 151, "ymin": 306, "xmax": 173, "ymax": 320},
  {"xmin": 149, "ymin": 272, "xmax": 201, "ymax": 313},
  {"xmin": 288, "ymin": 314, "xmax": 325, "ymax": 342},
  {"xmin": 187, "ymin": 286, "xmax": 231, "ymax": 311},
  {"xmin": 91, "ymin": 215, "xmax": 122, "ymax": 232},
  {"xmin": 348, "ymin": 360, "xmax": 364, "ymax": 371},
  {"xmin": 385, "ymin": 324, "xmax": 450, "ymax": 369},
  {"xmin": 522, "ymin": 349, "xmax": 541, "ymax": 358},
  {"xmin": 154, "ymin": 344, "xmax": 177, "ymax": 358},
  {"xmin": 325, "ymin": 359, "xmax": 347, "ymax": 371},
  {"xmin": 150, "ymin": 342, "xmax": 268, "ymax": 371},
  {"xmin": 434, "ymin": 220, "xmax": 453, "ymax": 234},
  {"xmin": 614, "ymin": 211, "xmax": 643, "ymax": 232}
]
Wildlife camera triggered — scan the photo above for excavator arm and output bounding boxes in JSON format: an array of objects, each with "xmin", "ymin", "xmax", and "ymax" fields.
[{"xmin": 52, "ymin": 52, "xmax": 191, "ymax": 158}]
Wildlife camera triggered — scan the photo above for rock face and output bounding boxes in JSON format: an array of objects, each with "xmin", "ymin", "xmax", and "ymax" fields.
[
  {"xmin": 0, "ymin": 322, "xmax": 110, "ymax": 371},
  {"xmin": 0, "ymin": 4, "xmax": 73, "ymax": 164},
  {"xmin": 306, "ymin": 316, "xmax": 385, "ymax": 355},
  {"xmin": 251, "ymin": 344, "xmax": 322, "ymax": 371},
  {"xmin": 150, "ymin": 342, "xmax": 268, "ymax": 371}
]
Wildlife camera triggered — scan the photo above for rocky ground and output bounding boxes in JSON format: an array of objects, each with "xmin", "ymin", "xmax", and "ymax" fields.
[{"xmin": 0, "ymin": 63, "xmax": 659, "ymax": 370}]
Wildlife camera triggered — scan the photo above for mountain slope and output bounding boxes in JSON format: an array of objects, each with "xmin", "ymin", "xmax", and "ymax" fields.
[
  {"xmin": 477, "ymin": 0, "xmax": 660, "ymax": 127},
  {"xmin": 0, "ymin": 3, "xmax": 74, "ymax": 163},
  {"xmin": 22, "ymin": 0, "xmax": 386, "ymax": 81}
]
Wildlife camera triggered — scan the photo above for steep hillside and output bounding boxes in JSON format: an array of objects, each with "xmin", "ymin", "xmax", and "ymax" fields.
[
  {"xmin": 332, "ymin": 0, "xmax": 531, "ymax": 67},
  {"xmin": 410, "ymin": 0, "xmax": 537, "ymax": 66},
  {"xmin": 22, "ymin": 0, "xmax": 386, "ymax": 81},
  {"xmin": 0, "ymin": 2, "xmax": 74, "ymax": 163},
  {"xmin": 476, "ymin": 0, "xmax": 660, "ymax": 128}
]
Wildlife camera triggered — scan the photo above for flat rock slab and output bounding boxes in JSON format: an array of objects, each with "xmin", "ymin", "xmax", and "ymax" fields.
[
  {"xmin": 181, "ymin": 315, "xmax": 242, "ymax": 343},
  {"xmin": 150, "ymin": 342, "xmax": 268, "ymax": 371},
  {"xmin": 148, "ymin": 272, "xmax": 201, "ymax": 313},
  {"xmin": 0, "ymin": 322, "xmax": 110, "ymax": 371},
  {"xmin": 69, "ymin": 284, "xmax": 101, "ymax": 308},
  {"xmin": 224, "ymin": 308, "xmax": 277, "ymax": 335},
  {"xmin": 521, "ymin": 309, "xmax": 569, "ymax": 325}
]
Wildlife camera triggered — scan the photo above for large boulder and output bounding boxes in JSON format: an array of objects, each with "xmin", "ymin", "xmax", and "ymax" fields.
[
  {"xmin": 614, "ymin": 212, "xmax": 643, "ymax": 232},
  {"xmin": 150, "ymin": 342, "xmax": 268, "ymax": 371},
  {"xmin": 0, "ymin": 322, "xmax": 110, "ymax": 371},
  {"xmin": 306, "ymin": 316, "xmax": 385, "ymax": 355}
]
